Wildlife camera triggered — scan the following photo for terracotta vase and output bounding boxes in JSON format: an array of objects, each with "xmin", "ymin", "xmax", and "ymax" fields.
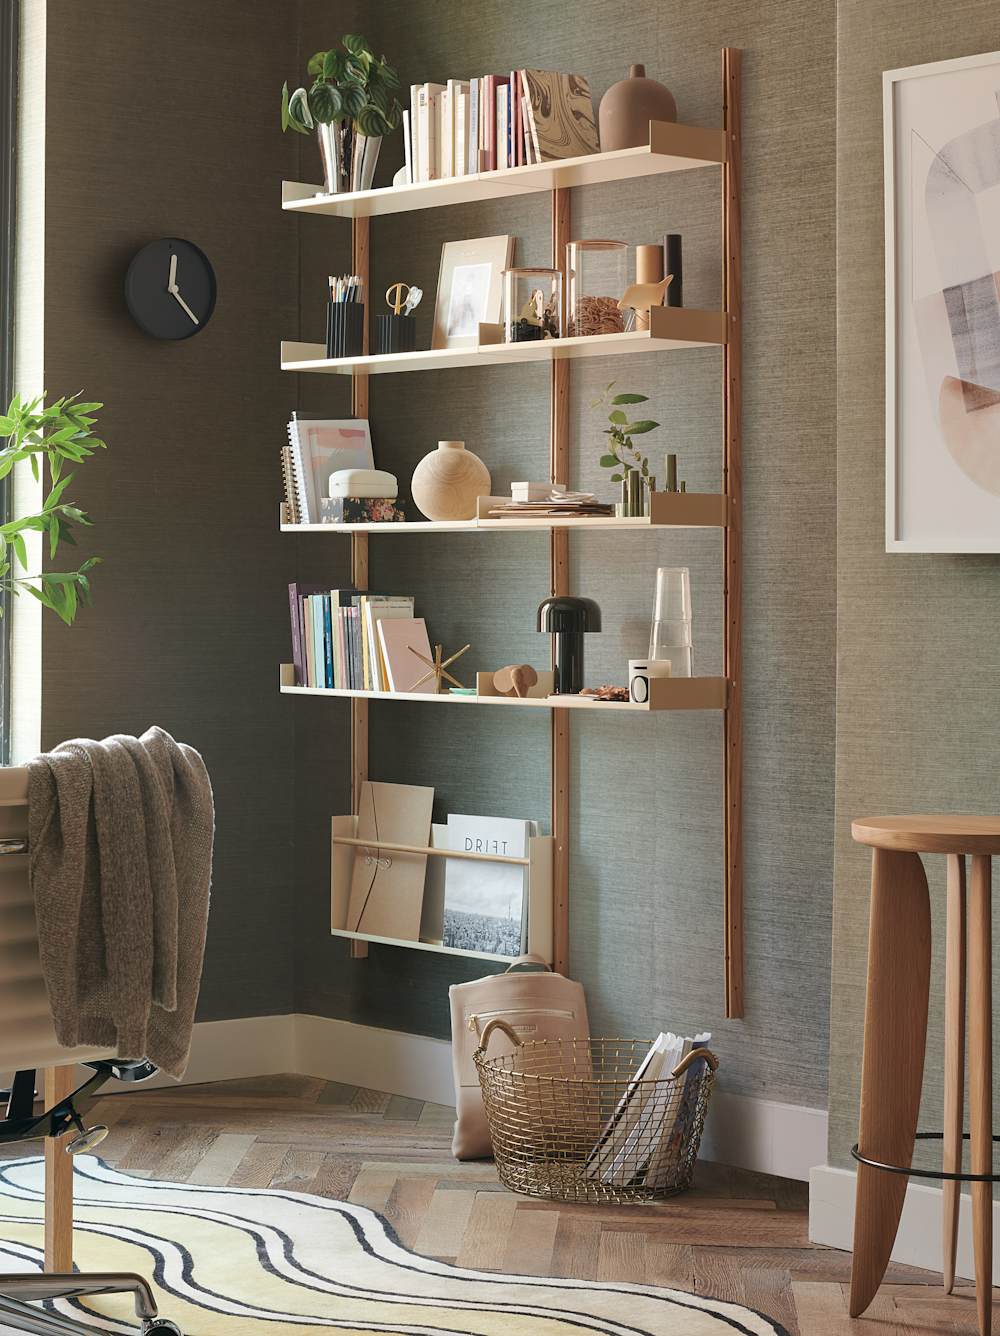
[
  {"xmin": 411, "ymin": 441, "xmax": 491, "ymax": 521},
  {"xmin": 598, "ymin": 64, "xmax": 677, "ymax": 151}
]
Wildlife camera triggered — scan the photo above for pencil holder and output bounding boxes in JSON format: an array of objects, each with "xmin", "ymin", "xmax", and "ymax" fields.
[
  {"xmin": 326, "ymin": 301, "xmax": 366, "ymax": 359},
  {"xmin": 374, "ymin": 313, "xmax": 417, "ymax": 355}
]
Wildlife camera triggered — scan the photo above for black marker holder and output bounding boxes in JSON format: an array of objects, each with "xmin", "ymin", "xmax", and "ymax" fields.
[
  {"xmin": 326, "ymin": 301, "xmax": 366, "ymax": 359},
  {"xmin": 374, "ymin": 313, "xmax": 418, "ymax": 355}
]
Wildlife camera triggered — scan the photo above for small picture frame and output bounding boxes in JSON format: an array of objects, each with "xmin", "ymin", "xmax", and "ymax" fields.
[{"xmin": 432, "ymin": 235, "xmax": 513, "ymax": 350}]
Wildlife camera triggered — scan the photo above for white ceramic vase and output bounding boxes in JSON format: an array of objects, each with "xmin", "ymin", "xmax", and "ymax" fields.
[{"xmin": 410, "ymin": 441, "xmax": 491, "ymax": 521}]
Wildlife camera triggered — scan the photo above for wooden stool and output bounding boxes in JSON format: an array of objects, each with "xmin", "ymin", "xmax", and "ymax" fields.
[{"xmin": 850, "ymin": 816, "xmax": 1000, "ymax": 1335}]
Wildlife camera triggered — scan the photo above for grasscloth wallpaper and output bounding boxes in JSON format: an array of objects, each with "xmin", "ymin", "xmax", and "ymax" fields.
[
  {"xmin": 828, "ymin": 0, "xmax": 1000, "ymax": 1167},
  {"xmin": 37, "ymin": 0, "xmax": 300, "ymax": 1020},
  {"xmin": 292, "ymin": 0, "xmax": 838, "ymax": 1106}
]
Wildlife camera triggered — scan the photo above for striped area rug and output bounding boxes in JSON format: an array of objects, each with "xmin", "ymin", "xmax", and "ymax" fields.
[{"xmin": 0, "ymin": 1157, "xmax": 787, "ymax": 1335}]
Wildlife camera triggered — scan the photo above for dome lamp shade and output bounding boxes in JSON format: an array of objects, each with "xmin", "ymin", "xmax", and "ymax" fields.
[{"xmin": 536, "ymin": 596, "xmax": 602, "ymax": 694}]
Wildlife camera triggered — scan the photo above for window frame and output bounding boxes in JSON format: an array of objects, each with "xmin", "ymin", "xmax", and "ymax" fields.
[{"xmin": 0, "ymin": 0, "xmax": 18, "ymax": 763}]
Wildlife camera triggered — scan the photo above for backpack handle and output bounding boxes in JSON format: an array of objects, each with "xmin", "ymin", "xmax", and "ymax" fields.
[{"xmin": 504, "ymin": 953, "xmax": 552, "ymax": 974}]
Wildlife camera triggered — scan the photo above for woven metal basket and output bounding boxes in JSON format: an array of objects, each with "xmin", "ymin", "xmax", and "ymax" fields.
[{"xmin": 474, "ymin": 1018, "xmax": 717, "ymax": 1204}]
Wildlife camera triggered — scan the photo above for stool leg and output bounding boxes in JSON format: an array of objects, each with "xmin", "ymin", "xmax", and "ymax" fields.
[
  {"xmin": 849, "ymin": 847, "xmax": 931, "ymax": 1318},
  {"xmin": 968, "ymin": 853, "xmax": 992, "ymax": 1336},
  {"xmin": 943, "ymin": 853, "xmax": 967, "ymax": 1294}
]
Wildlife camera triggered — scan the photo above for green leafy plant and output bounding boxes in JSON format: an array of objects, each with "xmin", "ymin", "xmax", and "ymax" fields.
[
  {"xmin": 281, "ymin": 35, "xmax": 402, "ymax": 139},
  {"xmin": 593, "ymin": 382, "xmax": 660, "ymax": 484},
  {"xmin": 0, "ymin": 392, "xmax": 106, "ymax": 625}
]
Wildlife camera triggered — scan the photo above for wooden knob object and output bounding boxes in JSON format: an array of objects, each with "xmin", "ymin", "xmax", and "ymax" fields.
[{"xmin": 493, "ymin": 664, "xmax": 538, "ymax": 698}]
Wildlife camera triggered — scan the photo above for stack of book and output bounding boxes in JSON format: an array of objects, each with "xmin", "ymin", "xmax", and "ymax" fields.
[
  {"xmin": 402, "ymin": 70, "xmax": 599, "ymax": 184},
  {"xmin": 487, "ymin": 484, "xmax": 614, "ymax": 519},
  {"xmin": 288, "ymin": 586, "xmax": 419, "ymax": 690},
  {"xmin": 585, "ymin": 1030, "xmax": 712, "ymax": 1190}
]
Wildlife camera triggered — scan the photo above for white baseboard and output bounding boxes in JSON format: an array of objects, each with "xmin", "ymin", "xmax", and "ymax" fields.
[
  {"xmin": 122, "ymin": 1014, "xmax": 825, "ymax": 1183},
  {"xmin": 810, "ymin": 1163, "xmax": 1000, "ymax": 1284},
  {"xmin": 294, "ymin": 1014, "xmax": 455, "ymax": 1106},
  {"xmin": 700, "ymin": 1089, "xmax": 828, "ymax": 1182}
]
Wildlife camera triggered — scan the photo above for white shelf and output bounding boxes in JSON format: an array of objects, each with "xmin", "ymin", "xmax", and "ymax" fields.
[
  {"xmin": 280, "ymin": 305, "xmax": 727, "ymax": 377},
  {"xmin": 282, "ymin": 491, "xmax": 728, "ymax": 533},
  {"xmin": 281, "ymin": 120, "xmax": 726, "ymax": 219},
  {"xmin": 281, "ymin": 665, "xmax": 727, "ymax": 712}
]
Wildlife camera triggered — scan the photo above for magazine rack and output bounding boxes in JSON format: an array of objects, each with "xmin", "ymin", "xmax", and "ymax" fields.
[{"xmin": 330, "ymin": 816, "xmax": 554, "ymax": 963}]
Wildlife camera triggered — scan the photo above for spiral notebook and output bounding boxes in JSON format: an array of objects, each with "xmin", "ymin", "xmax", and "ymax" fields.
[{"xmin": 286, "ymin": 415, "xmax": 374, "ymax": 523}]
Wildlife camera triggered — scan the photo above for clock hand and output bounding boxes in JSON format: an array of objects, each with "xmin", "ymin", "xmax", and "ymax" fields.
[
  {"xmin": 168, "ymin": 253, "xmax": 177, "ymax": 290},
  {"xmin": 169, "ymin": 287, "xmax": 200, "ymax": 325}
]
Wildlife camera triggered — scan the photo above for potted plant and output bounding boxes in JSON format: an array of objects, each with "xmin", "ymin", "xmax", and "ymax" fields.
[
  {"xmin": 0, "ymin": 392, "xmax": 106, "ymax": 624},
  {"xmin": 593, "ymin": 383, "xmax": 660, "ymax": 517},
  {"xmin": 281, "ymin": 35, "xmax": 403, "ymax": 195}
]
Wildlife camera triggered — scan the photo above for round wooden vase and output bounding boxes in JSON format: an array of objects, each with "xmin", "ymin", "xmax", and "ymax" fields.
[
  {"xmin": 411, "ymin": 441, "xmax": 491, "ymax": 521},
  {"xmin": 598, "ymin": 64, "xmax": 677, "ymax": 151}
]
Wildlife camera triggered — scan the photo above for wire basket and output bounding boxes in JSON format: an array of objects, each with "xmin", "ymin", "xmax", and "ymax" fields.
[{"xmin": 474, "ymin": 1019, "xmax": 717, "ymax": 1204}]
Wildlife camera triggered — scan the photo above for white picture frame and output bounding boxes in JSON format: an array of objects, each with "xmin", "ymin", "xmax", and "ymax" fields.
[
  {"xmin": 432, "ymin": 234, "xmax": 513, "ymax": 349},
  {"xmin": 884, "ymin": 50, "xmax": 1000, "ymax": 552}
]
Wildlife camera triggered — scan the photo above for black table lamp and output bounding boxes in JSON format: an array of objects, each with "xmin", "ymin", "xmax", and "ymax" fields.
[{"xmin": 537, "ymin": 596, "xmax": 602, "ymax": 694}]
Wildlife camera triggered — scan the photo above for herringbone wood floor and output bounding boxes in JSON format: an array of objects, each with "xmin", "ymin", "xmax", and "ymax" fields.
[{"xmin": 5, "ymin": 1074, "xmax": 994, "ymax": 1334}]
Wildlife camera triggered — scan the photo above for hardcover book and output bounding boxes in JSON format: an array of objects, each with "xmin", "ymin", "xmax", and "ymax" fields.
[{"xmin": 519, "ymin": 70, "xmax": 600, "ymax": 161}]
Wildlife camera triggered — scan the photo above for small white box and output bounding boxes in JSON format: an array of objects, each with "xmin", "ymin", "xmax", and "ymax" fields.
[{"xmin": 329, "ymin": 468, "xmax": 398, "ymax": 499}]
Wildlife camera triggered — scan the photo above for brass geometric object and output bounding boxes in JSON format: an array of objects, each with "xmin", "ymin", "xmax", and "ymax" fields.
[{"xmin": 407, "ymin": 641, "xmax": 471, "ymax": 692}]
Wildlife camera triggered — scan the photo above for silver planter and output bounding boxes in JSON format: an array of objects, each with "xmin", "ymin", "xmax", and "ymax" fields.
[{"xmin": 317, "ymin": 122, "xmax": 382, "ymax": 195}]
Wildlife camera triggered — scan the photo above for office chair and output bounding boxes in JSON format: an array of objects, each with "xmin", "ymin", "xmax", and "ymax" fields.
[{"xmin": 0, "ymin": 765, "xmax": 181, "ymax": 1336}]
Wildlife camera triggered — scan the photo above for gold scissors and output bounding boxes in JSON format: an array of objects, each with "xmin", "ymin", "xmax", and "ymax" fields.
[{"xmin": 385, "ymin": 282, "xmax": 410, "ymax": 315}]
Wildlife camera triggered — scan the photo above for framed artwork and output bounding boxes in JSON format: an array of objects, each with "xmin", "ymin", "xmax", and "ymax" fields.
[
  {"xmin": 432, "ymin": 234, "xmax": 513, "ymax": 349},
  {"xmin": 884, "ymin": 50, "xmax": 1000, "ymax": 551}
]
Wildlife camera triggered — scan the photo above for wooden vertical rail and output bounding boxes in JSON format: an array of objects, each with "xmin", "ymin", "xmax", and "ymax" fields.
[
  {"xmin": 350, "ymin": 216, "xmax": 370, "ymax": 960},
  {"xmin": 550, "ymin": 186, "xmax": 571, "ymax": 974},
  {"xmin": 722, "ymin": 48, "xmax": 744, "ymax": 1018},
  {"xmin": 43, "ymin": 1065, "xmax": 74, "ymax": 1270}
]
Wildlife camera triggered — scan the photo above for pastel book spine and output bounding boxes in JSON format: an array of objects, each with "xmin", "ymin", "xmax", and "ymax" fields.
[
  {"xmin": 509, "ymin": 73, "xmax": 520, "ymax": 165},
  {"xmin": 496, "ymin": 84, "xmax": 508, "ymax": 169},
  {"xmin": 350, "ymin": 602, "xmax": 364, "ymax": 689},
  {"xmin": 440, "ymin": 85, "xmax": 452, "ymax": 177},
  {"xmin": 401, "ymin": 108, "xmax": 412, "ymax": 185},
  {"xmin": 288, "ymin": 584, "xmax": 305, "ymax": 685},
  {"xmin": 468, "ymin": 79, "xmax": 479, "ymax": 173},
  {"xmin": 409, "ymin": 84, "xmax": 422, "ymax": 180},
  {"xmin": 303, "ymin": 597, "xmax": 315, "ymax": 687},
  {"xmin": 332, "ymin": 604, "xmax": 344, "ymax": 690}
]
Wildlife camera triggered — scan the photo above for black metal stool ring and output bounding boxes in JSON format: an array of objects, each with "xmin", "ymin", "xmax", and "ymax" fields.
[{"xmin": 851, "ymin": 1131, "xmax": 1000, "ymax": 1183}]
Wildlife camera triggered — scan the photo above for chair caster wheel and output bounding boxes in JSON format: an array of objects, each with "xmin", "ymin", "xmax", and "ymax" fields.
[
  {"xmin": 64, "ymin": 1124, "xmax": 109, "ymax": 1155},
  {"xmin": 141, "ymin": 1321, "xmax": 182, "ymax": 1336}
]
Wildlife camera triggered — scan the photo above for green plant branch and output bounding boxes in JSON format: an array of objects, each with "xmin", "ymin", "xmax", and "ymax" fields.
[{"xmin": 0, "ymin": 391, "xmax": 105, "ymax": 625}]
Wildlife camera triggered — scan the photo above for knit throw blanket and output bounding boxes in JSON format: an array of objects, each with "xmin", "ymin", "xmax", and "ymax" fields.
[{"xmin": 27, "ymin": 727, "xmax": 213, "ymax": 1079}]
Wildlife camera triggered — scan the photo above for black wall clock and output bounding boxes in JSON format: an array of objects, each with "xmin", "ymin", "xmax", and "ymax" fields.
[{"xmin": 124, "ymin": 237, "xmax": 216, "ymax": 340}]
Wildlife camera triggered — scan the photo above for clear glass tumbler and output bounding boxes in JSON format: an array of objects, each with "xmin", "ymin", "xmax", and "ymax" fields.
[{"xmin": 648, "ymin": 566, "xmax": 693, "ymax": 676}]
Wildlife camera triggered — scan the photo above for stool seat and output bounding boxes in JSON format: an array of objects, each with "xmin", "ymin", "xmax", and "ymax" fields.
[{"xmin": 852, "ymin": 815, "xmax": 1000, "ymax": 855}]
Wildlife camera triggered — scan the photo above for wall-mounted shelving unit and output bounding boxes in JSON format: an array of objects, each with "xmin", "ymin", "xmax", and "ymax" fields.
[{"xmin": 282, "ymin": 52, "xmax": 744, "ymax": 1015}]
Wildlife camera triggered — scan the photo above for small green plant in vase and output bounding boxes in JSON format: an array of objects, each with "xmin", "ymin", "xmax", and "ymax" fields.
[
  {"xmin": 281, "ymin": 35, "xmax": 402, "ymax": 195},
  {"xmin": 594, "ymin": 382, "xmax": 660, "ymax": 517}
]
